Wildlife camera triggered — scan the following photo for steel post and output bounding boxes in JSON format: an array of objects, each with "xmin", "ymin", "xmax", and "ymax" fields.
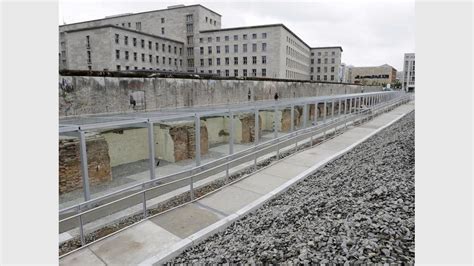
[
  {"xmin": 303, "ymin": 103, "xmax": 308, "ymax": 128},
  {"xmin": 290, "ymin": 105, "xmax": 295, "ymax": 132},
  {"xmin": 79, "ymin": 215, "xmax": 85, "ymax": 245},
  {"xmin": 195, "ymin": 114, "xmax": 201, "ymax": 166},
  {"xmin": 254, "ymin": 108, "xmax": 259, "ymax": 169},
  {"xmin": 142, "ymin": 190, "xmax": 147, "ymax": 218},
  {"xmin": 78, "ymin": 130, "xmax": 91, "ymax": 202},
  {"xmin": 147, "ymin": 121, "xmax": 156, "ymax": 180}
]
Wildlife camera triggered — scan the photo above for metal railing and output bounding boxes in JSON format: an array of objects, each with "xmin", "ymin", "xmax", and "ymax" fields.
[{"xmin": 59, "ymin": 91, "xmax": 410, "ymax": 254}]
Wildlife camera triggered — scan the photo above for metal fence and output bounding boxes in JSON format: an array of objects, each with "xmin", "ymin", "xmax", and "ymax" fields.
[{"xmin": 59, "ymin": 91, "xmax": 410, "ymax": 255}]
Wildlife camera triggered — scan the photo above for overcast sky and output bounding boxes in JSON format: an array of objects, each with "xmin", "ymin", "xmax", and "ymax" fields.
[{"xmin": 59, "ymin": 0, "xmax": 415, "ymax": 71}]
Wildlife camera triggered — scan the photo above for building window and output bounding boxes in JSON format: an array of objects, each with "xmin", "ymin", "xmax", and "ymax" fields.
[
  {"xmin": 317, "ymin": 67, "xmax": 320, "ymax": 73},
  {"xmin": 252, "ymin": 33, "xmax": 257, "ymax": 39},
  {"xmin": 216, "ymin": 46, "xmax": 221, "ymax": 54},
  {"xmin": 208, "ymin": 58, "xmax": 212, "ymax": 66},
  {"xmin": 225, "ymin": 57, "xmax": 229, "ymax": 65},
  {"xmin": 324, "ymin": 67, "xmax": 327, "ymax": 73},
  {"xmin": 115, "ymin": 34, "xmax": 119, "ymax": 44},
  {"xmin": 141, "ymin": 39, "xmax": 145, "ymax": 48},
  {"xmin": 252, "ymin": 43, "xmax": 257, "ymax": 52},
  {"xmin": 317, "ymin": 52, "xmax": 321, "ymax": 56},
  {"xmin": 187, "ymin": 58, "xmax": 194, "ymax": 67},
  {"xmin": 134, "ymin": 52, "xmax": 137, "ymax": 61},
  {"xmin": 133, "ymin": 38, "xmax": 137, "ymax": 47},
  {"xmin": 128, "ymin": 22, "xmax": 131, "ymax": 28},
  {"xmin": 216, "ymin": 58, "xmax": 221, "ymax": 65},
  {"xmin": 225, "ymin": 36, "xmax": 229, "ymax": 41},
  {"xmin": 87, "ymin": 51, "xmax": 92, "ymax": 63},
  {"xmin": 234, "ymin": 57, "xmax": 238, "ymax": 65},
  {"xmin": 214, "ymin": 21, "xmax": 216, "ymax": 26},
  {"xmin": 169, "ymin": 58, "xmax": 171, "ymax": 65},
  {"xmin": 225, "ymin": 69, "xmax": 229, "ymax": 77},
  {"xmin": 262, "ymin": 68, "xmax": 266, "ymax": 77},
  {"xmin": 243, "ymin": 34, "xmax": 248, "ymax": 40},
  {"xmin": 205, "ymin": 17, "xmax": 208, "ymax": 22},
  {"xmin": 262, "ymin": 32, "xmax": 267, "ymax": 39},
  {"xmin": 208, "ymin": 46, "xmax": 212, "ymax": 54},
  {"xmin": 161, "ymin": 27, "xmax": 165, "ymax": 34},
  {"xmin": 149, "ymin": 54, "xmax": 152, "ymax": 63},
  {"xmin": 217, "ymin": 69, "xmax": 221, "ymax": 76},
  {"xmin": 180, "ymin": 59, "xmax": 182, "ymax": 66},
  {"xmin": 174, "ymin": 58, "xmax": 177, "ymax": 66},
  {"xmin": 174, "ymin": 46, "xmax": 177, "ymax": 54},
  {"xmin": 331, "ymin": 66, "xmax": 335, "ymax": 72},
  {"xmin": 252, "ymin": 69, "xmax": 257, "ymax": 77},
  {"xmin": 262, "ymin": 43, "xmax": 267, "ymax": 52},
  {"xmin": 208, "ymin": 70, "xmax": 213, "ymax": 74},
  {"xmin": 124, "ymin": 36, "xmax": 128, "ymax": 45},
  {"xmin": 187, "ymin": 47, "xmax": 194, "ymax": 56},
  {"xmin": 252, "ymin": 56, "xmax": 257, "ymax": 64},
  {"xmin": 162, "ymin": 44, "xmax": 165, "ymax": 52},
  {"xmin": 155, "ymin": 42, "xmax": 159, "ymax": 51},
  {"xmin": 148, "ymin": 41, "xmax": 152, "ymax": 49},
  {"xmin": 311, "ymin": 59, "xmax": 314, "ymax": 64},
  {"xmin": 136, "ymin": 22, "xmax": 141, "ymax": 31},
  {"xmin": 187, "ymin": 36, "xmax": 193, "ymax": 45},
  {"xmin": 225, "ymin": 45, "xmax": 229, "ymax": 53},
  {"xmin": 208, "ymin": 37, "xmax": 212, "ymax": 43},
  {"xmin": 331, "ymin": 58, "xmax": 335, "ymax": 64},
  {"xmin": 234, "ymin": 69, "xmax": 238, "ymax": 77},
  {"xmin": 216, "ymin": 36, "xmax": 220, "ymax": 42},
  {"xmin": 141, "ymin": 53, "xmax": 145, "ymax": 62},
  {"xmin": 161, "ymin": 17, "xmax": 165, "ymax": 23},
  {"xmin": 331, "ymin": 75, "xmax": 334, "ymax": 81},
  {"xmin": 200, "ymin": 47, "xmax": 204, "ymax": 55},
  {"xmin": 115, "ymin": 50, "xmax": 120, "ymax": 59},
  {"xmin": 186, "ymin": 24, "xmax": 193, "ymax": 34},
  {"xmin": 324, "ymin": 75, "xmax": 327, "ymax": 81},
  {"xmin": 233, "ymin": 35, "xmax": 238, "ymax": 41},
  {"xmin": 317, "ymin": 58, "xmax": 321, "ymax": 64},
  {"xmin": 199, "ymin": 38, "xmax": 203, "ymax": 43},
  {"xmin": 324, "ymin": 58, "xmax": 328, "ymax": 64},
  {"xmin": 116, "ymin": 65, "xmax": 121, "ymax": 71},
  {"xmin": 310, "ymin": 67, "xmax": 314, "ymax": 73},
  {"xmin": 243, "ymin": 57, "xmax": 247, "ymax": 65},
  {"xmin": 156, "ymin": 56, "xmax": 159, "ymax": 63},
  {"xmin": 243, "ymin": 69, "xmax": 247, "ymax": 77},
  {"xmin": 262, "ymin": 56, "xmax": 266, "ymax": 64},
  {"xmin": 186, "ymin": 14, "xmax": 193, "ymax": 22},
  {"xmin": 209, "ymin": 18, "xmax": 213, "ymax": 24},
  {"xmin": 135, "ymin": 66, "xmax": 138, "ymax": 70},
  {"xmin": 243, "ymin": 44, "xmax": 247, "ymax": 53},
  {"xmin": 200, "ymin": 59, "xmax": 204, "ymax": 66},
  {"xmin": 332, "ymin": 51, "xmax": 335, "ymax": 55},
  {"xmin": 125, "ymin": 51, "xmax": 129, "ymax": 60},
  {"xmin": 168, "ymin": 45, "xmax": 171, "ymax": 53},
  {"xmin": 234, "ymin": 45, "xmax": 238, "ymax": 53},
  {"xmin": 179, "ymin": 48, "xmax": 182, "ymax": 55},
  {"xmin": 88, "ymin": 66, "xmax": 92, "ymax": 70}
]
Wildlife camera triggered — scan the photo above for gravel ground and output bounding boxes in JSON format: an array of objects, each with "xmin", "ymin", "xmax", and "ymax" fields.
[{"xmin": 171, "ymin": 111, "xmax": 415, "ymax": 264}]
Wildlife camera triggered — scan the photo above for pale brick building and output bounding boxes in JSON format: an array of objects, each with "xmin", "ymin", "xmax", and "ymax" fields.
[{"xmin": 59, "ymin": 4, "xmax": 342, "ymax": 81}]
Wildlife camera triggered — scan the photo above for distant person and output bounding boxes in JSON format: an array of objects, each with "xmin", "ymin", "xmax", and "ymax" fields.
[
  {"xmin": 274, "ymin": 92, "xmax": 279, "ymax": 101},
  {"xmin": 129, "ymin": 95, "xmax": 136, "ymax": 108}
]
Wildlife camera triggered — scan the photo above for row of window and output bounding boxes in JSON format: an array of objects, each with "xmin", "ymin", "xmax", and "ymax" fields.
[
  {"xmin": 116, "ymin": 65, "xmax": 180, "ymax": 71},
  {"xmin": 199, "ymin": 56, "xmax": 267, "ymax": 67},
  {"xmin": 310, "ymin": 66, "xmax": 336, "ymax": 73},
  {"xmin": 311, "ymin": 51, "xmax": 337, "ymax": 57},
  {"xmin": 199, "ymin": 32, "xmax": 267, "ymax": 44},
  {"xmin": 199, "ymin": 43, "xmax": 267, "ymax": 55},
  {"xmin": 204, "ymin": 16, "xmax": 217, "ymax": 26},
  {"xmin": 309, "ymin": 75, "xmax": 336, "ymax": 81},
  {"xmin": 286, "ymin": 58, "xmax": 308, "ymax": 72},
  {"xmin": 114, "ymin": 50, "xmax": 182, "ymax": 66},
  {"xmin": 286, "ymin": 36, "xmax": 308, "ymax": 55},
  {"xmin": 285, "ymin": 70, "xmax": 307, "ymax": 80},
  {"xmin": 113, "ymin": 34, "xmax": 179, "ymax": 53},
  {"xmin": 115, "ymin": 22, "xmax": 142, "ymax": 31},
  {"xmin": 199, "ymin": 68, "xmax": 267, "ymax": 77},
  {"xmin": 311, "ymin": 57, "xmax": 337, "ymax": 64}
]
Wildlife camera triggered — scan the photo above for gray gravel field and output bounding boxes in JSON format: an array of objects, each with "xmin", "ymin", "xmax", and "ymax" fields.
[{"xmin": 171, "ymin": 111, "xmax": 415, "ymax": 264}]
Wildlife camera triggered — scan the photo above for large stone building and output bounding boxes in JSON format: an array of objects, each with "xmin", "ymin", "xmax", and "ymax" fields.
[
  {"xmin": 349, "ymin": 64, "xmax": 397, "ymax": 86},
  {"xmin": 309, "ymin": 46, "xmax": 343, "ymax": 82},
  {"xmin": 59, "ymin": 4, "xmax": 343, "ymax": 81},
  {"xmin": 402, "ymin": 53, "xmax": 415, "ymax": 92}
]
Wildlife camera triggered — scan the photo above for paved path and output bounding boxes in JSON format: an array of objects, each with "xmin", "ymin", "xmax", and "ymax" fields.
[{"xmin": 59, "ymin": 102, "xmax": 414, "ymax": 265}]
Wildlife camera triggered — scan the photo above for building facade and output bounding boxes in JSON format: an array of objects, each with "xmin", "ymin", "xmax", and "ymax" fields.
[
  {"xmin": 350, "ymin": 64, "xmax": 397, "ymax": 86},
  {"xmin": 59, "ymin": 4, "xmax": 342, "ymax": 81},
  {"xmin": 309, "ymin": 47, "xmax": 343, "ymax": 82},
  {"xmin": 402, "ymin": 53, "xmax": 415, "ymax": 92}
]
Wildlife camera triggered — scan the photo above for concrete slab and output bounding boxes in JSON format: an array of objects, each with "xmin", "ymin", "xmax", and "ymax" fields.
[
  {"xmin": 89, "ymin": 221, "xmax": 181, "ymax": 265},
  {"xmin": 284, "ymin": 152, "xmax": 331, "ymax": 167},
  {"xmin": 60, "ymin": 248, "xmax": 105, "ymax": 266},
  {"xmin": 260, "ymin": 161, "xmax": 309, "ymax": 180},
  {"xmin": 198, "ymin": 186, "xmax": 263, "ymax": 215},
  {"xmin": 234, "ymin": 172, "xmax": 289, "ymax": 195},
  {"xmin": 150, "ymin": 203, "xmax": 222, "ymax": 239},
  {"xmin": 316, "ymin": 137, "xmax": 359, "ymax": 152}
]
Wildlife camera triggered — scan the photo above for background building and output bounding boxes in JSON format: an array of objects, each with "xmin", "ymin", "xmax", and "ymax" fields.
[
  {"xmin": 350, "ymin": 64, "xmax": 397, "ymax": 86},
  {"xmin": 402, "ymin": 53, "xmax": 415, "ymax": 92},
  {"xmin": 309, "ymin": 46, "xmax": 342, "ymax": 82},
  {"xmin": 59, "ymin": 4, "xmax": 344, "ymax": 81}
]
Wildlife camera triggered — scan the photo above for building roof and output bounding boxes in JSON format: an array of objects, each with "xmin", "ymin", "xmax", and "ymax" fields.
[
  {"xmin": 311, "ymin": 46, "xmax": 343, "ymax": 52},
  {"xmin": 59, "ymin": 4, "xmax": 221, "ymax": 28},
  {"xmin": 200, "ymin": 23, "xmax": 311, "ymax": 49},
  {"xmin": 63, "ymin": 24, "xmax": 184, "ymax": 44}
]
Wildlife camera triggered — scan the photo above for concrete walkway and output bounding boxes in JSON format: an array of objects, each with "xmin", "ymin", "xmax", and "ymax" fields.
[{"xmin": 60, "ymin": 102, "xmax": 414, "ymax": 266}]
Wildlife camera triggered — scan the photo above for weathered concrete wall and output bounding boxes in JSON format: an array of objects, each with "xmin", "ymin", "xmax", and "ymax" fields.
[
  {"xmin": 59, "ymin": 134, "xmax": 112, "ymax": 194},
  {"xmin": 59, "ymin": 76, "xmax": 382, "ymax": 117}
]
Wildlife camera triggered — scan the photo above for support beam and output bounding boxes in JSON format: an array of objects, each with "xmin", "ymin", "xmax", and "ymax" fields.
[
  {"xmin": 303, "ymin": 103, "xmax": 308, "ymax": 128},
  {"xmin": 78, "ymin": 130, "xmax": 91, "ymax": 202},
  {"xmin": 290, "ymin": 105, "xmax": 295, "ymax": 132},
  {"xmin": 194, "ymin": 114, "xmax": 201, "ymax": 167},
  {"xmin": 147, "ymin": 121, "xmax": 156, "ymax": 180}
]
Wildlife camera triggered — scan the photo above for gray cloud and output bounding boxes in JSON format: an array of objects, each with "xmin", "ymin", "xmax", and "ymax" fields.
[{"xmin": 59, "ymin": 0, "xmax": 414, "ymax": 70}]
